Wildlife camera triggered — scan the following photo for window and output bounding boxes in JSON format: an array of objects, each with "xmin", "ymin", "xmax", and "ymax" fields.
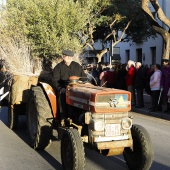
[
  {"xmin": 150, "ymin": 47, "xmax": 156, "ymax": 64},
  {"xmin": 125, "ymin": 50, "xmax": 130, "ymax": 62},
  {"xmin": 136, "ymin": 48, "xmax": 142, "ymax": 63}
]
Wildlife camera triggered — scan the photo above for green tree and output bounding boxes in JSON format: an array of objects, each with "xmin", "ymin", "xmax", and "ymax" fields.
[
  {"xmin": 1, "ymin": 0, "xmax": 155, "ymax": 62},
  {"xmin": 2, "ymin": 0, "xmax": 89, "ymax": 58}
]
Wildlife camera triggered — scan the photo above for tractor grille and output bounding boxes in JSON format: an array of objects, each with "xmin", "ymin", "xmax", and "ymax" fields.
[
  {"xmin": 89, "ymin": 112, "xmax": 131, "ymax": 142},
  {"xmin": 96, "ymin": 94, "xmax": 130, "ymax": 109}
]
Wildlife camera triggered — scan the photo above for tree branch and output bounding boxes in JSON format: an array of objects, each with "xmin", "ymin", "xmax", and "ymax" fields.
[
  {"xmin": 142, "ymin": 0, "xmax": 170, "ymax": 59},
  {"xmin": 150, "ymin": 0, "xmax": 170, "ymax": 28}
]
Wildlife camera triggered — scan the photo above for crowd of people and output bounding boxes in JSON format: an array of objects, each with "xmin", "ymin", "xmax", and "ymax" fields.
[{"xmin": 86, "ymin": 59, "xmax": 170, "ymax": 113}]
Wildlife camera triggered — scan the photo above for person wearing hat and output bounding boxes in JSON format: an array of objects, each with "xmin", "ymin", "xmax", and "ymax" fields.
[
  {"xmin": 52, "ymin": 49, "xmax": 87, "ymax": 125},
  {"xmin": 161, "ymin": 58, "xmax": 170, "ymax": 112}
]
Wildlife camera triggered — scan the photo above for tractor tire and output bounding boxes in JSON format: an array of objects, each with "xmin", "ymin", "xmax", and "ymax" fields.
[
  {"xmin": 61, "ymin": 128, "xmax": 85, "ymax": 170},
  {"xmin": 123, "ymin": 124, "xmax": 154, "ymax": 170},
  {"xmin": 8, "ymin": 104, "xmax": 18, "ymax": 130},
  {"xmin": 27, "ymin": 86, "xmax": 53, "ymax": 150}
]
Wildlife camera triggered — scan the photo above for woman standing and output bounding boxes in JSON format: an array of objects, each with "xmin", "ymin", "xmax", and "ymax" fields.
[{"xmin": 150, "ymin": 64, "xmax": 162, "ymax": 112}]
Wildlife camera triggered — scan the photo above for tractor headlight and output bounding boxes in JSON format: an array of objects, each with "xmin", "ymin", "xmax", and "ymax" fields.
[
  {"xmin": 93, "ymin": 120, "xmax": 105, "ymax": 131},
  {"xmin": 121, "ymin": 118, "xmax": 132, "ymax": 130}
]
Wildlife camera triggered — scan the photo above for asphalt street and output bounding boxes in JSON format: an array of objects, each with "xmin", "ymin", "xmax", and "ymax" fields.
[{"xmin": 0, "ymin": 93, "xmax": 170, "ymax": 170}]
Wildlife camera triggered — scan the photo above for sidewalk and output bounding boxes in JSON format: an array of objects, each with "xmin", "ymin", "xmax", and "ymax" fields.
[{"xmin": 131, "ymin": 93, "xmax": 170, "ymax": 121}]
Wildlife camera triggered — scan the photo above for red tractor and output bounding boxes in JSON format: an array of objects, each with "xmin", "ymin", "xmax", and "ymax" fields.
[{"xmin": 26, "ymin": 76, "xmax": 154, "ymax": 170}]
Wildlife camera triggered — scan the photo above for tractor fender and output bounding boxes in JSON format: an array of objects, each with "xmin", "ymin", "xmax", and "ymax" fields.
[{"xmin": 38, "ymin": 82, "xmax": 58, "ymax": 119}]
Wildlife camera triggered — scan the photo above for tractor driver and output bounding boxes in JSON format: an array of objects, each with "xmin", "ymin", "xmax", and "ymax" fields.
[{"xmin": 52, "ymin": 49, "xmax": 87, "ymax": 126}]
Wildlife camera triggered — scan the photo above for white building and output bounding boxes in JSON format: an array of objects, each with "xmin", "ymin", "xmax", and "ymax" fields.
[{"xmin": 90, "ymin": 1, "xmax": 170, "ymax": 67}]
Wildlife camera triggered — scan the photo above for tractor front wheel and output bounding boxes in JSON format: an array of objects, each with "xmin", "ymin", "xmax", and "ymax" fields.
[
  {"xmin": 61, "ymin": 128, "xmax": 85, "ymax": 170},
  {"xmin": 123, "ymin": 124, "xmax": 154, "ymax": 170}
]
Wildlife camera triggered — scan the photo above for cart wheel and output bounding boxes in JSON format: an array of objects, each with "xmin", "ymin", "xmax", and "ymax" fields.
[
  {"xmin": 8, "ymin": 104, "xmax": 18, "ymax": 130},
  {"xmin": 123, "ymin": 124, "xmax": 154, "ymax": 170},
  {"xmin": 61, "ymin": 128, "xmax": 85, "ymax": 170}
]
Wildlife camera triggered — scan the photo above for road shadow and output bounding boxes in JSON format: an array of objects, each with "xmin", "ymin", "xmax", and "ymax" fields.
[{"xmin": 85, "ymin": 147, "xmax": 128, "ymax": 170}]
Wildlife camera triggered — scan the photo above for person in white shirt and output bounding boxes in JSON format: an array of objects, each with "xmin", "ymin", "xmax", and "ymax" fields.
[{"xmin": 150, "ymin": 64, "xmax": 162, "ymax": 112}]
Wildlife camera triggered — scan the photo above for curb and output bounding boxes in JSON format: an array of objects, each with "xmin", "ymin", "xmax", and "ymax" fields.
[{"xmin": 131, "ymin": 107, "xmax": 170, "ymax": 121}]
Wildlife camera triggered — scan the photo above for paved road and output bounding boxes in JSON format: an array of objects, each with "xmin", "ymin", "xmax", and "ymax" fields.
[
  {"xmin": 0, "ymin": 107, "xmax": 129, "ymax": 170},
  {"xmin": 0, "ymin": 105, "xmax": 170, "ymax": 170}
]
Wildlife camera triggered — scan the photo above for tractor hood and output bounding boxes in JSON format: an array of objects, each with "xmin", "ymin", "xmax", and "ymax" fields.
[{"xmin": 66, "ymin": 84, "xmax": 131, "ymax": 113}]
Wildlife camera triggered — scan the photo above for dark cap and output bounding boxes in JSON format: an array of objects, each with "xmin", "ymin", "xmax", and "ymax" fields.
[
  {"xmin": 62, "ymin": 49, "xmax": 74, "ymax": 57},
  {"xmin": 162, "ymin": 58, "xmax": 169, "ymax": 62}
]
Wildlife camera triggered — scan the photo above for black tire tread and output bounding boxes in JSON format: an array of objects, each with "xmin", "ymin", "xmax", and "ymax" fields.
[
  {"xmin": 61, "ymin": 128, "xmax": 85, "ymax": 170},
  {"xmin": 123, "ymin": 124, "xmax": 154, "ymax": 170},
  {"xmin": 27, "ymin": 86, "xmax": 53, "ymax": 150}
]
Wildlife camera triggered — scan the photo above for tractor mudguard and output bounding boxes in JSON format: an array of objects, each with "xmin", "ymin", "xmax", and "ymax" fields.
[{"xmin": 38, "ymin": 82, "xmax": 58, "ymax": 119}]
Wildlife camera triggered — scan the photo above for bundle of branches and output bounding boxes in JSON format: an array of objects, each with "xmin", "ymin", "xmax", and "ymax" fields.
[{"xmin": 0, "ymin": 34, "xmax": 40, "ymax": 75}]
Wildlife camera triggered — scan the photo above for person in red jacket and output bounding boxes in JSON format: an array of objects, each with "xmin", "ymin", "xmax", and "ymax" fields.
[{"xmin": 126, "ymin": 60, "xmax": 136, "ymax": 106}]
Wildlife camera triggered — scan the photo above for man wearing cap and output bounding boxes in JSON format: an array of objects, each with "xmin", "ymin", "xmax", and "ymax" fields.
[
  {"xmin": 161, "ymin": 58, "xmax": 170, "ymax": 112},
  {"xmin": 52, "ymin": 49, "xmax": 87, "ymax": 125}
]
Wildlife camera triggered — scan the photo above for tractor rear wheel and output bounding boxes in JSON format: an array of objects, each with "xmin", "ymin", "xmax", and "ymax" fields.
[
  {"xmin": 27, "ymin": 86, "xmax": 53, "ymax": 150},
  {"xmin": 61, "ymin": 128, "xmax": 85, "ymax": 170},
  {"xmin": 8, "ymin": 104, "xmax": 18, "ymax": 130},
  {"xmin": 123, "ymin": 124, "xmax": 154, "ymax": 170}
]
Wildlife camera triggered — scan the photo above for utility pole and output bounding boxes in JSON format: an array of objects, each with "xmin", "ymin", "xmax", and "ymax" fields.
[{"xmin": 109, "ymin": 40, "xmax": 113, "ymax": 66}]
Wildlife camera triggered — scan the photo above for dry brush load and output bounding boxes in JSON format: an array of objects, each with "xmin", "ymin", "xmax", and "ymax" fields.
[{"xmin": 0, "ymin": 34, "xmax": 41, "ymax": 75}]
